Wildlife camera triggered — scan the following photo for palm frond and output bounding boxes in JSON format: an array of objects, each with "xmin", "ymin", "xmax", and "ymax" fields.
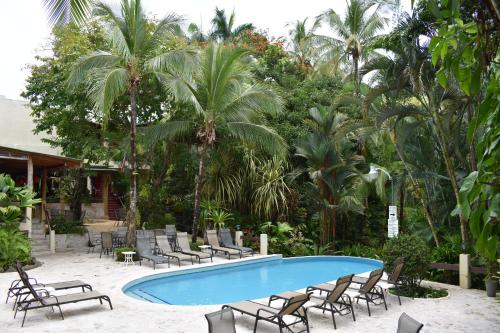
[
  {"xmin": 142, "ymin": 120, "xmax": 194, "ymax": 145},
  {"xmin": 227, "ymin": 122, "xmax": 288, "ymax": 158},
  {"xmin": 67, "ymin": 52, "xmax": 121, "ymax": 89},
  {"xmin": 43, "ymin": 0, "xmax": 92, "ymax": 26}
]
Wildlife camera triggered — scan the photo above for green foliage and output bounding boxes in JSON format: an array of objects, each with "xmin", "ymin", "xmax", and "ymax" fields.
[
  {"xmin": 0, "ymin": 174, "xmax": 41, "ymax": 227},
  {"xmin": 431, "ymin": 234, "xmax": 463, "ymax": 264},
  {"xmin": 0, "ymin": 228, "xmax": 32, "ymax": 272},
  {"xmin": 115, "ymin": 247, "xmax": 139, "ymax": 262},
  {"xmin": 382, "ymin": 234, "xmax": 431, "ymax": 292},
  {"xmin": 49, "ymin": 217, "xmax": 86, "ymax": 235},
  {"xmin": 341, "ymin": 244, "xmax": 381, "ymax": 259},
  {"xmin": 144, "ymin": 213, "xmax": 176, "ymax": 230}
]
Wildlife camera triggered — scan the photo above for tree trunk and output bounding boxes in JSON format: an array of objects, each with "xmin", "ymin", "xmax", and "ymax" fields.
[
  {"xmin": 192, "ymin": 142, "xmax": 209, "ymax": 243},
  {"xmin": 127, "ymin": 87, "xmax": 138, "ymax": 247}
]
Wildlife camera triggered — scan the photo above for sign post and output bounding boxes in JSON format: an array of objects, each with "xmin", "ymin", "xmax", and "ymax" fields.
[{"xmin": 388, "ymin": 205, "xmax": 398, "ymax": 238}]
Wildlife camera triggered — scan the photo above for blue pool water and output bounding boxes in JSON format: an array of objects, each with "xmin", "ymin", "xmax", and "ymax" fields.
[{"xmin": 123, "ymin": 256, "xmax": 382, "ymax": 305}]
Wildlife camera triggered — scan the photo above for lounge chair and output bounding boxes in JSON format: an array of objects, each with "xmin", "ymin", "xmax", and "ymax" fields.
[
  {"xmin": 205, "ymin": 308, "xmax": 236, "ymax": 333},
  {"xmin": 156, "ymin": 235, "xmax": 195, "ymax": 267},
  {"xmin": 100, "ymin": 232, "xmax": 114, "ymax": 258},
  {"xmin": 206, "ymin": 230, "xmax": 241, "ymax": 259},
  {"xmin": 176, "ymin": 232, "xmax": 212, "ymax": 263},
  {"xmin": 165, "ymin": 224, "xmax": 177, "ymax": 245},
  {"xmin": 6, "ymin": 262, "xmax": 93, "ymax": 310},
  {"xmin": 219, "ymin": 228, "xmax": 254, "ymax": 255},
  {"xmin": 136, "ymin": 236, "xmax": 169, "ymax": 270},
  {"xmin": 352, "ymin": 257, "xmax": 405, "ymax": 305},
  {"xmin": 270, "ymin": 274, "xmax": 356, "ymax": 329},
  {"xmin": 86, "ymin": 228, "xmax": 101, "ymax": 253},
  {"xmin": 347, "ymin": 268, "xmax": 387, "ymax": 316},
  {"xmin": 14, "ymin": 263, "xmax": 112, "ymax": 327},
  {"xmin": 223, "ymin": 292, "xmax": 311, "ymax": 333},
  {"xmin": 397, "ymin": 312, "xmax": 424, "ymax": 333}
]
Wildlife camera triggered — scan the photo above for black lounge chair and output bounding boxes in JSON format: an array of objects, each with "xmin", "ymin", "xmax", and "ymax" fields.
[
  {"xmin": 352, "ymin": 257, "xmax": 405, "ymax": 305},
  {"xmin": 6, "ymin": 262, "xmax": 93, "ymax": 310},
  {"xmin": 14, "ymin": 263, "xmax": 112, "ymax": 327},
  {"xmin": 271, "ymin": 274, "xmax": 356, "ymax": 329},
  {"xmin": 205, "ymin": 307, "xmax": 236, "ymax": 333},
  {"xmin": 206, "ymin": 230, "xmax": 241, "ymax": 259},
  {"xmin": 165, "ymin": 224, "xmax": 177, "ymax": 245},
  {"xmin": 86, "ymin": 228, "xmax": 101, "ymax": 254},
  {"xmin": 347, "ymin": 268, "xmax": 387, "ymax": 316},
  {"xmin": 156, "ymin": 235, "xmax": 195, "ymax": 267},
  {"xmin": 136, "ymin": 236, "xmax": 169, "ymax": 269},
  {"xmin": 176, "ymin": 232, "xmax": 213, "ymax": 263},
  {"xmin": 397, "ymin": 312, "xmax": 424, "ymax": 333},
  {"xmin": 219, "ymin": 228, "xmax": 254, "ymax": 255},
  {"xmin": 223, "ymin": 292, "xmax": 311, "ymax": 333}
]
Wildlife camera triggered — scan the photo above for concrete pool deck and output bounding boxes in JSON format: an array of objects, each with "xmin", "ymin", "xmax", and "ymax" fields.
[{"xmin": 1, "ymin": 252, "xmax": 499, "ymax": 332}]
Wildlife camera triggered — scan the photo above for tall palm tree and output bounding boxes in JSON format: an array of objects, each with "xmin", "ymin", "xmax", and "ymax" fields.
[
  {"xmin": 287, "ymin": 18, "xmax": 320, "ymax": 71},
  {"xmin": 296, "ymin": 108, "xmax": 365, "ymax": 245},
  {"xmin": 149, "ymin": 43, "xmax": 286, "ymax": 242},
  {"xmin": 210, "ymin": 7, "xmax": 254, "ymax": 41},
  {"xmin": 317, "ymin": 0, "xmax": 386, "ymax": 93},
  {"xmin": 68, "ymin": 0, "xmax": 187, "ymax": 245}
]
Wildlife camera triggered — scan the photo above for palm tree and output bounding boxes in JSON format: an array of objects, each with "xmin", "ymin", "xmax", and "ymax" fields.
[
  {"xmin": 296, "ymin": 108, "xmax": 365, "ymax": 245},
  {"xmin": 149, "ymin": 43, "xmax": 286, "ymax": 242},
  {"xmin": 67, "ymin": 0, "xmax": 187, "ymax": 246},
  {"xmin": 287, "ymin": 18, "xmax": 320, "ymax": 72},
  {"xmin": 317, "ymin": 0, "xmax": 386, "ymax": 93},
  {"xmin": 210, "ymin": 7, "xmax": 254, "ymax": 41}
]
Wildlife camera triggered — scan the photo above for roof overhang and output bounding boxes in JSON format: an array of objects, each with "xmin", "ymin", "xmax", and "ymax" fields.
[{"xmin": 0, "ymin": 146, "xmax": 81, "ymax": 174}]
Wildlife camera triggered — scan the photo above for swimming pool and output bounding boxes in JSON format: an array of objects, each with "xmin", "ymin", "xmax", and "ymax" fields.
[{"xmin": 123, "ymin": 256, "xmax": 382, "ymax": 305}]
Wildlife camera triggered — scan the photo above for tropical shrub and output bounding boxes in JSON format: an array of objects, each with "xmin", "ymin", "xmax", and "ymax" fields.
[
  {"xmin": 382, "ymin": 234, "xmax": 431, "ymax": 293},
  {"xmin": 115, "ymin": 247, "xmax": 139, "ymax": 262},
  {"xmin": 341, "ymin": 244, "xmax": 381, "ymax": 259},
  {"xmin": 0, "ymin": 174, "xmax": 41, "ymax": 227},
  {"xmin": 0, "ymin": 228, "xmax": 32, "ymax": 271},
  {"xmin": 49, "ymin": 217, "xmax": 86, "ymax": 235}
]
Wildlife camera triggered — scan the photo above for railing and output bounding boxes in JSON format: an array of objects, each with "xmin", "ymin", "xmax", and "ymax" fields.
[{"xmin": 431, "ymin": 262, "xmax": 486, "ymax": 274}]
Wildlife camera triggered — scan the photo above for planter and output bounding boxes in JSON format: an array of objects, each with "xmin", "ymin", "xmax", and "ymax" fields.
[{"xmin": 485, "ymin": 280, "xmax": 497, "ymax": 297}]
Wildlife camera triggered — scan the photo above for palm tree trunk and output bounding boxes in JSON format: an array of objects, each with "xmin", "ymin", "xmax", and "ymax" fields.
[
  {"xmin": 127, "ymin": 87, "xmax": 138, "ymax": 246},
  {"xmin": 192, "ymin": 142, "xmax": 209, "ymax": 243},
  {"xmin": 353, "ymin": 53, "xmax": 360, "ymax": 96},
  {"xmin": 393, "ymin": 134, "xmax": 440, "ymax": 246},
  {"xmin": 434, "ymin": 121, "xmax": 469, "ymax": 246}
]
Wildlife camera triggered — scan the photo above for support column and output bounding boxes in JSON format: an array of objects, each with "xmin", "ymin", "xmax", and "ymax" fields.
[
  {"xmin": 102, "ymin": 174, "xmax": 110, "ymax": 219},
  {"xmin": 260, "ymin": 234, "xmax": 268, "ymax": 255},
  {"xmin": 41, "ymin": 168, "xmax": 47, "ymax": 223},
  {"xmin": 26, "ymin": 156, "xmax": 34, "ymax": 238},
  {"xmin": 459, "ymin": 254, "xmax": 471, "ymax": 289}
]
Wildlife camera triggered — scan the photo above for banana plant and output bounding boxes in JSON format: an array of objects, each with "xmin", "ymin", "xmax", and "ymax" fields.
[{"xmin": 0, "ymin": 174, "xmax": 41, "ymax": 228}]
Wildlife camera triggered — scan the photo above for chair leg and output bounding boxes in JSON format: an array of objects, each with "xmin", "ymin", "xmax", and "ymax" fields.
[
  {"xmin": 21, "ymin": 309, "xmax": 28, "ymax": 327},
  {"xmin": 57, "ymin": 305, "xmax": 64, "ymax": 320},
  {"xmin": 253, "ymin": 318, "xmax": 259, "ymax": 333},
  {"xmin": 366, "ymin": 298, "xmax": 371, "ymax": 316},
  {"xmin": 330, "ymin": 303, "xmax": 337, "ymax": 329},
  {"xmin": 349, "ymin": 296, "xmax": 356, "ymax": 321},
  {"xmin": 381, "ymin": 292, "xmax": 388, "ymax": 310}
]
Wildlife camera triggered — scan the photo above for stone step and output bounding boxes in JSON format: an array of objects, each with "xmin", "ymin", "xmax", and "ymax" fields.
[
  {"xmin": 30, "ymin": 234, "xmax": 47, "ymax": 239},
  {"xmin": 32, "ymin": 250, "xmax": 52, "ymax": 257},
  {"xmin": 31, "ymin": 245, "xmax": 49, "ymax": 252},
  {"xmin": 31, "ymin": 241, "xmax": 49, "ymax": 247}
]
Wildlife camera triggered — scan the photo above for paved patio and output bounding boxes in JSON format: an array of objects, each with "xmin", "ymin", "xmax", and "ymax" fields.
[{"xmin": 1, "ymin": 252, "xmax": 498, "ymax": 333}]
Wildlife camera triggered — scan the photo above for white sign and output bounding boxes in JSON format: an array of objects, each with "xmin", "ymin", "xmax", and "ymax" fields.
[{"xmin": 388, "ymin": 205, "xmax": 399, "ymax": 238}]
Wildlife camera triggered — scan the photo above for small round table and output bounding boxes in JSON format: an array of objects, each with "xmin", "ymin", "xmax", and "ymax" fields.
[
  {"xmin": 198, "ymin": 245, "xmax": 212, "ymax": 253},
  {"xmin": 122, "ymin": 251, "xmax": 135, "ymax": 266}
]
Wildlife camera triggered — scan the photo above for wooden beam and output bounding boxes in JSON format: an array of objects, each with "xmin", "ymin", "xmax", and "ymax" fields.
[{"xmin": 26, "ymin": 156, "xmax": 34, "ymax": 237}]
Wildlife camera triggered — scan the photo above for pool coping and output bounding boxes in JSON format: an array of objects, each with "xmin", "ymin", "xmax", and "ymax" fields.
[{"xmin": 122, "ymin": 255, "xmax": 383, "ymax": 304}]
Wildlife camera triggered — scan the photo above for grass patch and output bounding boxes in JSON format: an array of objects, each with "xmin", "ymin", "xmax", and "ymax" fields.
[{"xmin": 389, "ymin": 286, "xmax": 448, "ymax": 299}]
